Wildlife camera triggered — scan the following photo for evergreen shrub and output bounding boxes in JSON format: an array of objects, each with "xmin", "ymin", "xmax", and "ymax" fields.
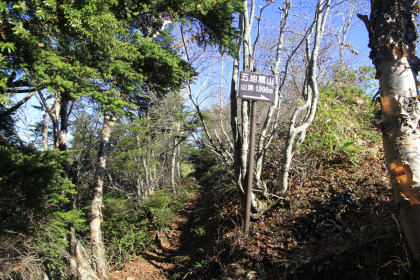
[{"xmin": 0, "ymin": 145, "xmax": 84, "ymax": 279}]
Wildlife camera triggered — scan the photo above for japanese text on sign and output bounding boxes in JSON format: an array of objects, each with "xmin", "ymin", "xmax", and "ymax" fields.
[{"xmin": 238, "ymin": 71, "xmax": 275, "ymax": 103}]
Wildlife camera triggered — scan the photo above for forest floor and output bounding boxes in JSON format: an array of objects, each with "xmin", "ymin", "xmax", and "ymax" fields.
[
  {"xmin": 109, "ymin": 185, "xmax": 205, "ymax": 280},
  {"xmin": 110, "ymin": 151, "xmax": 417, "ymax": 280}
]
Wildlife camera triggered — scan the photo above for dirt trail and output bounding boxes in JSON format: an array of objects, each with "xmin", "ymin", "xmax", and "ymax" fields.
[{"xmin": 109, "ymin": 188, "xmax": 201, "ymax": 280}]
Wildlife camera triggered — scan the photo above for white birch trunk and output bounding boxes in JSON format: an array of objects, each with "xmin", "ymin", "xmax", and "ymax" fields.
[
  {"xmin": 90, "ymin": 112, "xmax": 116, "ymax": 279},
  {"xmin": 378, "ymin": 60, "xmax": 420, "ymax": 265},
  {"xmin": 361, "ymin": 0, "xmax": 420, "ymax": 267},
  {"xmin": 278, "ymin": 0, "xmax": 330, "ymax": 194},
  {"xmin": 254, "ymin": 1, "xmax": 290, "ymax": 195},
  {"xmin": 170, "ymin": 134, "xmax": 178, "ymax": 193},
  {"xmin": 42, "ymin": 113, "xmax": 50, "ymax": 151}
]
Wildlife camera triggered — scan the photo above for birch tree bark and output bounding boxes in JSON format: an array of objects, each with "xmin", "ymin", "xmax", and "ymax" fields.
[
  {"xmin": 231, "ymin": 0, "xmax": 293, "ymax": 214},
  {"xmin": 42, "ymin": 100, "xmax": 52, "ymax": 151},
  {"xmin": 359, "ymin": 0, "xmax": 420, "ymax": 268},
  {"xmin": 90, "ymin": 112, "xmax": 116, "ymax": 278},
  {"xmin": 170, "ymin": 123, "xmax": 180, "ymax": 194},
  {"xmin": 187, "ymin": 0, "xmax": 331, "ymax": 217},
  {"xmin": 231, "ymin": 0, "xmax": 258, "ymax": 212},
  {"xmin": 278, "ymin": 0, "xmax": 331, "ymax": 194},
  {"xmin": 38, "ymin": 92, "xmax": 61, "ymax": 150},
  {"xmin": 254, "ymin": 1, "xmax": 291, "ymax": 196},
  {"xmin": 42, "ymin": 91, "xmax": 100, "ymax": 279}
]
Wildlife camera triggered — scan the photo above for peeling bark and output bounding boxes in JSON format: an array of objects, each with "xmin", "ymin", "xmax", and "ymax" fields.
[
  {"xmin": 380, "ymin": 58, "xmax": 420, "ymax": 270},
  {"xmin": 69, "ymin": 231, "xmax": 100, "ymax": 280},
  {"xmin": 361, "ymin": 0, "xmax": 420, "ymax": 268}
]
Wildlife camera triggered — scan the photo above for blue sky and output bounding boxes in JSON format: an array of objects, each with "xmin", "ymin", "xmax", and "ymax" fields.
[
  {"xmin": 14, "ymin": 0, "xmax": 377, "ymax": 146},
  {"xmin": 183, "ymin": 0, "xmax": 376, "ymax": 111}
]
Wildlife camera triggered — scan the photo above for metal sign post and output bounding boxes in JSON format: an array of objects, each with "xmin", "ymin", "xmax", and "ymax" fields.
[
  {"xmin": 244, "ymin": 100, "xmax": 257, "ymax": 233},
  {"xmin": 238, "ymin": 71, "xmax": 275, "ymax": 234}
]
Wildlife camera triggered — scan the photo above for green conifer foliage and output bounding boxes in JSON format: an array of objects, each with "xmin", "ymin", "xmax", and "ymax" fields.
[{"xmin": 0, "ymin": 145, "xmax": 85, "ymax": 278}]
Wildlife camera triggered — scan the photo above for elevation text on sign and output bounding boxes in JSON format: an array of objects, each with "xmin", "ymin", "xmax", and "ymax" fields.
[{"xmin": 238, "ymin": 71, "xmax": 275, "ymax": 103}]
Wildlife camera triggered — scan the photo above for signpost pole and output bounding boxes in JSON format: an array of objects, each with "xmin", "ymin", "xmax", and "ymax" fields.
[
  {"xmin": 244, "ymin": 100, "xmax": 257, "ymax": 233},
  {"xmin": 238, "ymin": 70, "xmax": 274, "ymax": 233}
]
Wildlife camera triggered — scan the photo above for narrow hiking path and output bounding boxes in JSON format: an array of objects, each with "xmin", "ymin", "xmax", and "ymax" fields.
[
  {"xmin": 109, "ymin": 184, "xmax": 204, "ymax": 280},
  {"xmin": 109, "ymin": 153, "xmax": 413, "ymax": 279}
]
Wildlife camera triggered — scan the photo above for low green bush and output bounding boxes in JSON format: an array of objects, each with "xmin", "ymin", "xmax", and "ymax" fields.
[
  {"xmin": 102, "ymin": 196, "xmax": 151, "ymax": 266},
  {"xmin": 103, "ymin": 186, "xmax": 196, "ymax": 266},
  {"xmin": 301, "ymin": 66, "xmax": 381, "ymax": 165},
  {"xmin": 0, "ymin": 146, "xmax": 84, "ymax": 279},
  {"xmin": 143, "ymin": 190, "xmax": 175, "ymax": 230}
]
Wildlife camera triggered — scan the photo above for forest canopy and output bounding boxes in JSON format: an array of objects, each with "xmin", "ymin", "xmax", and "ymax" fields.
[{"xmin": 1, "ymin": 0, "xmax": 420, "ymax": 279}]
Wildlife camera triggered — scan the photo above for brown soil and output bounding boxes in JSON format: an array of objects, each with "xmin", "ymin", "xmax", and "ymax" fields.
[
  {"xmin": 109, "ymin": 191, "xmax": 201, "ymax": 280},
  {"xmin": 110, "ymin": 152, "xmax": 417, "ymax": 279}
]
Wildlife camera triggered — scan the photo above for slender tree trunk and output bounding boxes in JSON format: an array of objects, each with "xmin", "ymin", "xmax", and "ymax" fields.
[
  {"xmin": 146, "ymin": 113, "xmax": 155, "ymax": 197},
  {"xmin": 58, "ymin": 97, "xmax": 69, "ymax": 151},
  {"xmin": 90, "ymin": 112, "xmax": 116, "ymax": 278},
  {"xmin": 170, "ymin": 124, "xmax": 179, "ymax": 193},
  {"xmin": 231, "ymin": 0, "xmax": 285, "ymax": 216},
  {"xmin": 170, "ymin": 139, "xmax": 177, "ymax": 193},
  {"xmin": 42, "ymin": 111, "xmax": 50, "ymax": 151},
  {"xmin": 254, "ymin": 1, "xmax": 290, "ymax": 195},
  {"xmin": 239, "ymin": 0, "xmax": 253, "ymax": 204},
  {"xmin": 230, "ymin": 0, "xmax": 252, "ymax": 210},
  {"xmin": 142, "ymin": 157, "xmax": 153, "ymax": 198},
  {"xmin": 278, "ymin": 0, "xmax": 330, "ymax": 194},
  {"xmin": 337, "ymin": 0, "xmax": 356, "ymax": 70},
  {"xmin": 49, "ymin": 94, "xmax": 100, "ymax": 279},
  {"xmin": 360, "ymin": 0, "xmax": 420, "ymax": 268},
  {"xmin": 176, "ymin": 142, "xmax": 181, "ymax": 179},
  {"xmin": 230, "ymin": 8, "xmax": 242, "ymax": 197},
  {"xmin": 38, "ymin": 92, "xmax": 59, "ymax": 151},
  {"xmin": 53, "ymin": 94, "xmax": 61, "ymax": 150}
]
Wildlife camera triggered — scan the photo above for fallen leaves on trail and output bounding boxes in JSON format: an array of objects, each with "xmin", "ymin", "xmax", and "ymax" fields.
[
  {"xmin": 111, "ymin": 154, "xmax": 412, "ymax": 280},
  {"xmin": 109, "ymin": 185, "xmax": 207, "ymax": 280},
  {"xmin": 216, "ymin": 154, "xmax": 411, "ymax": 279},
  {"xmin": 110, "ymin": 256, "xmax": 168, "ymax": 280}
]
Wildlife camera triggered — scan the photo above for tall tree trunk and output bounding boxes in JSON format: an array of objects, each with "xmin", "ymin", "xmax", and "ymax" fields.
[
  {"xmin": 42, "ymin": 111, "xmax": 50, "ymax": 151},
  {"xmin": 90, "ymin": 112, "xmax": 116, "ymax": 278},
  {"xmin": 254, "ymin": 0, "xmax": 290, "ymax": 196},
  {"xmin": 170, "ymin": 137, "xmax": 177, "ymax": 193},
  {"xmin": 230, "ymin": 0, "xmax": 254, "ymax": 211},
  {"xmin": 49, "ymin": 94, "xmax": 100, "ymax": 279},
  {"xmin": 38, "ymin": 92, "xmax": 59, "ymax": 151},
  {"xmin": 278, "ymin": 0, "xmax": 330, "ymax": 194},
  {"xmin": 58, "ymin": 96, "xmax": 69, "ymax": 151},
  {"xmin": 360, "ymin": 0, "xmax": 420, "ymax": 268},
  {"xmin": 53, "ymin": 93, "xmax": 61, "ymax": 150},
  {"xmin": 170, "ymin": 123, "xmax": 179, "ymax": 193},
  {"xmin": 231, "ymin": 0, "xmax": 289, "ymax": 216},
  {"xmin": 176, "ymin": 141, "xmax": 181, "ymax": 179}
]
